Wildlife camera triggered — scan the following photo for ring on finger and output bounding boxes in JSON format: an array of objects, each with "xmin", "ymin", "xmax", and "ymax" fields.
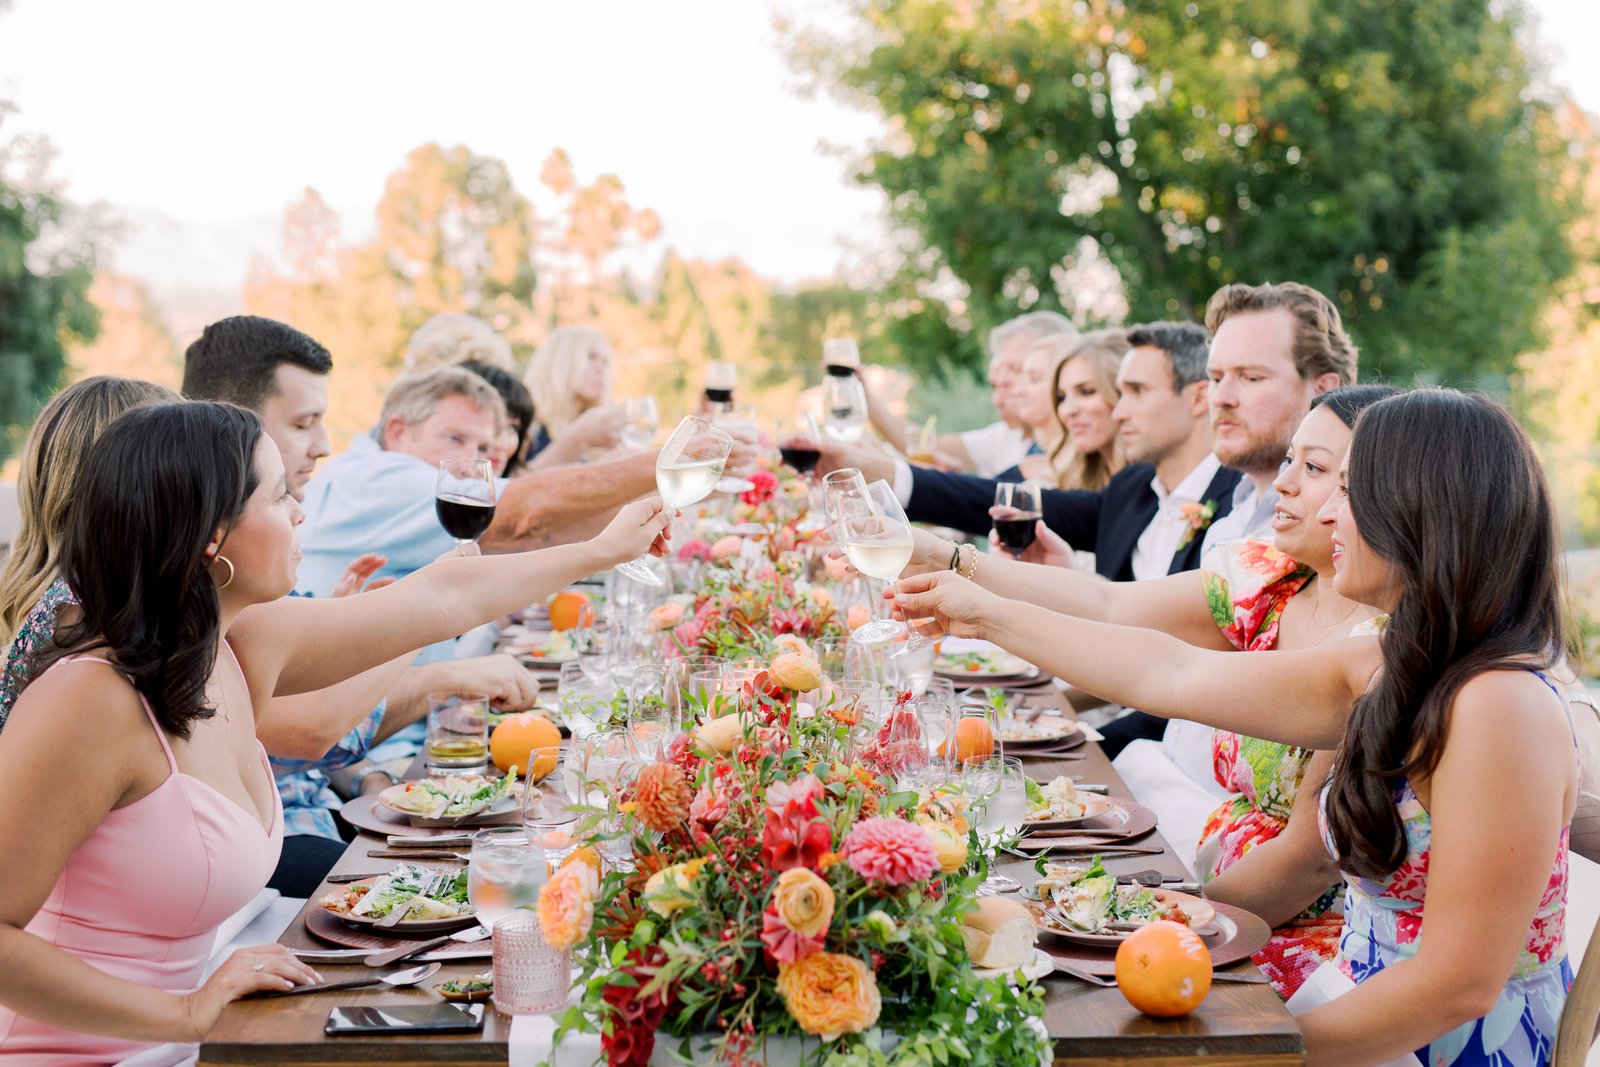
[{"xmin": 251, "ymin": 962, "xmax": 264, "ymax": 972}]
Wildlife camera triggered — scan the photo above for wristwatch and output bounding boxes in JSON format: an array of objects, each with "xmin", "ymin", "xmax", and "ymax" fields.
[{"xmin": 354, "ymin": 766, "xmax": 401, "ymax": 796}]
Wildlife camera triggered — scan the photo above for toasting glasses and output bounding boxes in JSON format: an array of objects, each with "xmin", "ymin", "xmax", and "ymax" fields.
[{"xmin": 615, "ymin": 416, "xmax": 734, "ymax": 586}]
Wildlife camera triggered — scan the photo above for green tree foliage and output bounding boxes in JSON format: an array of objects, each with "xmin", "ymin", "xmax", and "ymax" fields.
[
  {"xmin": 0, "ymin": 121, "xmax": 100, "ymax": 461},
  {"xmin": 784, "ymin": 0, "xmax": 1578, "ymax": 381}
]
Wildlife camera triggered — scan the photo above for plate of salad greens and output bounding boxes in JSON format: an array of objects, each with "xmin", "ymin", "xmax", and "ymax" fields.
[
  {"xmin": 1031, "ymin": 857, "xmax": 1215, "ymax": 945},
  {"xmin": 933, "ymin": 639, "xmax": 1036, "ymax": 681},
  {"xmin": 320, "ymin": 864, "xmax": 476, "ymax": 933},
  {"xmin": 377, "ymin": 773, "xmax": 525, "ymax": 827}
]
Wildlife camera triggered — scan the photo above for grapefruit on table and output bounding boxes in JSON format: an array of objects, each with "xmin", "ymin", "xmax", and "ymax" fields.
[
  {"xmin": 937, "ymin": 717, "xmax": 995, "ymax": 762},
  {"xmin": 490, "ymin": 712, "xmax": 562, "ymax": 778},
  {"xmin": 547, "ymin": 591, "xmax": 594, "ymax": 632},
  {"xmin": 1114, "ymin": 920, "xmax": 1213, "ymax": 1017}
]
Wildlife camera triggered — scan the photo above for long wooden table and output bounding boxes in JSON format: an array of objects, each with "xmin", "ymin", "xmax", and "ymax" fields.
[{"xmin": 199, "ymin": 686, "xmax": 1304, "ymax": 1066}]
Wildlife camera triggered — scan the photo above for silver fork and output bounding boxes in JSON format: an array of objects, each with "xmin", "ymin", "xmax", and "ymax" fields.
[{"xmin": 373, "ymin": 870, "xmax": 452, "ymax": 929}]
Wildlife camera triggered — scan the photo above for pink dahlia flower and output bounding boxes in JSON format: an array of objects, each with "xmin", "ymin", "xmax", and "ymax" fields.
[{"xmin": 842, "ymin": 817, "xmax": 939, "ymax": 886}]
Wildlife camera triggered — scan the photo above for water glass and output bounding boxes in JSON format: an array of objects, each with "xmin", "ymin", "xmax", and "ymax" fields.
[
  {"xmin": 425, "ymin": 692, "xmax": 490, "ymax": 774},
  {"xmin": 918, "ymin": 700, "xmax": 958, "ymax": 768},
  {"xmin": 559, "ymin": 658, "xmax": 617, "ymax": 739},
  {"xmin": 522, "ymin": 805, "xmax": 581, "ymax": 867},
  {"xmin": 491, "ymin": 911, "xmax": 571, "ymax": 1015},
  {"xmin": 887, "ymin": 636, "xmax": 935, "ymax": 696},
  {"xmin": 468, "ymin": 827, "xmax": 548, "ymax": 931}
]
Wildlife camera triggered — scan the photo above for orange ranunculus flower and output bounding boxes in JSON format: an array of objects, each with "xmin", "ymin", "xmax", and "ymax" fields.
[
  {"xmin": 772, "ymin": 867, "xmax": 835, "ymax": 937},
  {"xmin": 776, "ymin": 952, "xmax": 882, "ymax": 1041},
  {"xmin": 769, "ymin": 652, "xmax": 822, "ymax": 693},
  {"xmin": 846, "ymin": 604, "xmax": 872, "ymax": 632},
  {"xmin": 537, "ymin": 862, "xmax": 598, "ymax": 950},
  {"xmin": 918, "ymin": 817, "xmax": 968, "ymax": 874},
  {"xmin": 772, "ymin": 634, "xmax": 812, "ymax": 658}
]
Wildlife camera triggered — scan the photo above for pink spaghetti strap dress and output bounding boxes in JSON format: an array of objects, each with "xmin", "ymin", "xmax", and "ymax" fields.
[{"xmin": 0, "ymin": 657, "xmax": 283, "ymax": 1065}]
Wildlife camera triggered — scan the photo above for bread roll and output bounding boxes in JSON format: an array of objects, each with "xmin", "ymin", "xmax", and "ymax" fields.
[{"xmin": 960, "ymin": 896, "xmax": 1037, "ymax": 970}]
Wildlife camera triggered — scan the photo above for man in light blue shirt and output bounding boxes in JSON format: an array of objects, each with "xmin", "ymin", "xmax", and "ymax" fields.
[{"xmin": 298, "ymin": 367, "xmax": 661, "ymax": 595}]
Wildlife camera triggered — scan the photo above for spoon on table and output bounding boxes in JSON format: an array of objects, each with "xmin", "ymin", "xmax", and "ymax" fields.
[{"xmin": 252, "ymin": 961, "xmax": 442, "ymax": 999}]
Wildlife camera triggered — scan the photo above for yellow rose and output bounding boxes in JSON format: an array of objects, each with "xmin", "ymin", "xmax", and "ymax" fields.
[
  {"xmin": 772, "ymin": 867, "xmax": 835, "ymax": 937},
  {"xmin": 918, "ymin": 817, "xmax": 968, "ymax": 875},
  {"xmin": 694, "ymin": 712, "xmax": 748, "ymax": 755},
  {"xmin": 642, "ymin": 858, "xmax": 706, "ymax": 917},
  {"xmin": 777, "ymin": 952, "xmax": 882, "ymax": 1041},
  {"xmin": 769, "ymin": 652, "xmax": 822, "ymax": 693}
]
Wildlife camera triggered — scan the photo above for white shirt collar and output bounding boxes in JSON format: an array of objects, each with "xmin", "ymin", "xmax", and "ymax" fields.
[{"xmin": 1149, "ymin": 453, "xmax": 1223, "ymax": 509}]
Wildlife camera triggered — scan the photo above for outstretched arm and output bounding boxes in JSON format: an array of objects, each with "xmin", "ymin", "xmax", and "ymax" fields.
[
  {"xmin": 890, "ymin": 571, "xmax": 1373, "ymax": 749},
  {"xmin": 896, "ymin": 527, "xmax": 1228, "ymax": 650},
  {"xmin": 483, "ymin": 452, "xmax": 657, "ymax": 551},
  {"xmin": 232, "ymin": 499, "xmax": 672, "ymax": 703}
]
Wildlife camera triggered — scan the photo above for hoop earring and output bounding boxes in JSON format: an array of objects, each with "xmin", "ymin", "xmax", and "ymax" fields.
[{"xmin": 214, "ymin": 555, "xmax": 235, "ymax": 591}]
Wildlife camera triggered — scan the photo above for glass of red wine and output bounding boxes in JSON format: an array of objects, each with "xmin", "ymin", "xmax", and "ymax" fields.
[
  {"xmin": 991, "ymin": 481, "xmax": 1042, "ymax": 557},
  {"xmin": 436, "ymin": 458, "xmax": 497, "ymax": 549},
  {"xmin": 777, "ymin": 412, "xmax": 824, "ymax": 477}
]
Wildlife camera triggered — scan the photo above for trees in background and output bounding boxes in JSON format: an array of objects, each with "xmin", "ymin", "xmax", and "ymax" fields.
[
  {"xmin": 0, "ymin": 119, "xmax": 100, "ymax": 462},
  {"xmin": 783, "ymin": 0, "xmax": 1581, "ymax": 382}
]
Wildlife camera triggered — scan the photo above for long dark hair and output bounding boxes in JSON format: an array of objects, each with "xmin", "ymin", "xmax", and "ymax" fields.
[
  {"xmin": 1308, "ymin": 383, "xmax": 1402, "ymax": 429},
  {"xmin": 1323, "ymin": 390, "xmax": 1566, "ymax": 877},
  {"xmin": 31, "ymin": 401, "xmax": 265, "ymax": 739}
]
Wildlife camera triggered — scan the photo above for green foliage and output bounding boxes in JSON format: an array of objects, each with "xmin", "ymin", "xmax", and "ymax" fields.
[
  {"xmin": 784, "ymin": 0, "xmax": 1578, "ymax": 382},
  {"xmin": 0, "ymin": 120, "xmax": 101, "ymax": 461}
]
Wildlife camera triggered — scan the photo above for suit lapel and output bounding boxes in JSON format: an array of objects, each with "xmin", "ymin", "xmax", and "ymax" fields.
[{"xmin": 1164, "ymin": 467, "xmax": 1244, "ymax": 575}]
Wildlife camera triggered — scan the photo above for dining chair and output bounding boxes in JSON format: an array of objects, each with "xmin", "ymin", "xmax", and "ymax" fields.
[{"xmin": 1552, "ymin": 876, "xmax": 1600, "ymax": 1066}]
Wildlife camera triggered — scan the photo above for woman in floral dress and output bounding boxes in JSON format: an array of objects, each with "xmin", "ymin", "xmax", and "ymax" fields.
[{"xmin": 896, "ymin": 389, "xmax": 1580, "ymax": 1065}]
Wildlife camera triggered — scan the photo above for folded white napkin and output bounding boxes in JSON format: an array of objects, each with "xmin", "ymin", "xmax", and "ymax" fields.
[{"xmin": 1284, "ymin": 961, "xmax": 1423, "ymax": 1067}]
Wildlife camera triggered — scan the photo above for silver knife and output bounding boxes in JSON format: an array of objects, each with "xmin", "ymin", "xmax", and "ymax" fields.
[{"xmin": 386, "ymin": 833, "xmax": 473, "ymax": 848}]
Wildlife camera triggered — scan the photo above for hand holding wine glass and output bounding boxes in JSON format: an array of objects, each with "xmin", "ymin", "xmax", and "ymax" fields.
[
  {"xmin": 822, "ymin": 374, "xmax": 868, "ymax": 444},
  {"xmin": 617, "ymin": 396, "xmax": 659, "ymax": 451},
  {"xmin": 436, "ymin": 458, "xmax": 497, "ymax": 550},
  {"xmin": 826, "ymin": 476, "xmax": 915, "ymax": 645},
  {"xmin": 615, "ymin": 416, "xmax": 733, "ymax": 586},
  {"xmin": 990, "ymin": 481, "xmax": 1042, "ymax": 557}
]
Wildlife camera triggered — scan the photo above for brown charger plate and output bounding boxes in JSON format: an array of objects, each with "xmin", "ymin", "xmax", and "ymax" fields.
[
  {"xmin": 1022, "ymin": 792, "xmax": 1116, "ymax": 831},
  {"xmin": 340, "ymin": 793, "xmax": 519, "ymax": 838},
  {"xmin": 1004, "ymin": 728, "xmax": 1087, "ymax": 756},
  {"xmin": 305, "ymin": 907, "xmax": 489, "ymax": 954},
  {"xmin": 1015, "ymin": 798, "xmax": 1159, "ymax": 848},
  {"xmin": 1035, "ymin": 900, "xmax": 1270, "ymax": 976}
]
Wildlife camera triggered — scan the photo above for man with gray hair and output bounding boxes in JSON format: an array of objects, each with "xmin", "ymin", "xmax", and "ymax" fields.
[
  {"xmin": 862, "ymin": 309, "xmax": 1076, "ymax": 476},
  {"xmin": 296, "ymin": 365, "xmax": 660, "ymax": 595}
]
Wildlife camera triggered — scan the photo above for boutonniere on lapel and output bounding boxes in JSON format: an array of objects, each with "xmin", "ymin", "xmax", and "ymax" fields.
[{"xmin": 1175, "ymin": 499, "xmax": 1219, "ymax": 552}]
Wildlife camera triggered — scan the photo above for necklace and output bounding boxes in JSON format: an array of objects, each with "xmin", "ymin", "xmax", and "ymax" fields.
[{"xmin": 1304, "ymin": 575, "xmax": 1362, "ymax": 631}]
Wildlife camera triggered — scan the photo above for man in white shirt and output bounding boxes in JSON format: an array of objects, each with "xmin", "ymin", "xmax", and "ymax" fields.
[{"xmin": 861, "ymin": 310, "xmax": 1075, "ymax": 476}]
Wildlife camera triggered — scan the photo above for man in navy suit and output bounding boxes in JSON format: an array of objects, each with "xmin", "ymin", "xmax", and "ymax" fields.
[{"xmin": 825, "ymin": 322, "xmax": 1239, "ymax": 583}]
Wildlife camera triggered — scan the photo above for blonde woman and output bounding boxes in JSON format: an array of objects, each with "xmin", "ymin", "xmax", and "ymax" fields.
[
  {"xmin": 1016, "ymin": 328, "xmax": 1129, "ymax": 490},
  {"xmin": 0, "ymin": 378, "xmax": 178, "ymax": 719},
  {"xmin": 401, "ymin": 313, "xmax": 515, "ymax": 375},
  {"xmin": 521, "ymin": 326, "xmax": 624, "ymax": 464}
]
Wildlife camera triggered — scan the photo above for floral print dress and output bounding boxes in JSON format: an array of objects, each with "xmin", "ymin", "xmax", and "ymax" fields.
[
  {"xmin": 1323, "ymin": 679, "xmax": 1575, "ymax": 1067},
  {"xmin": 0, "ymin": 577, "xmax": 75, "ymax": 729},
  {"xmin": 1195, "ymin": 539, "xmax": 1345, "ymax": 999}
]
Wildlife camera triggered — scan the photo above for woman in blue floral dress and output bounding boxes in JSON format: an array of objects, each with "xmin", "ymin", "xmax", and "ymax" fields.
[{"xmin": 894, "ymin": 390, "xmax": 1580, "ymax": 1066}]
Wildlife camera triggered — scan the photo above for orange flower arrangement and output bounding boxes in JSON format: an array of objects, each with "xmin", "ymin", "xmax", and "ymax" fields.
[
  {"xmin": 776, "ymin": 951, "xmax": 882, "ymax": 1040},
  {"xmin": 537, "ymin": 861, "xmax": 598, "ymax": 950}
]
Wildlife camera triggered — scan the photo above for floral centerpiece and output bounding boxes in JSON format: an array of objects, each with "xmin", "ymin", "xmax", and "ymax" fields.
[{"xmin": 537, "ymin": 642, "xmax": 1048, "ymax": 1067}]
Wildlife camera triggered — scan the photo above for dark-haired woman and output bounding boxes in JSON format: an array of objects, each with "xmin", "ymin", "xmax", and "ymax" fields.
[
  {"xmin": 891, "ymin": 390, "xmax": 1578, "ymax": 1066},
  {"xmin": 884, "ymin": 385, "xmax": 1396, "ymax": 999},
  {"xmin": 0, "ymin": 401, "xmax": 672, "ymax": 1063}
]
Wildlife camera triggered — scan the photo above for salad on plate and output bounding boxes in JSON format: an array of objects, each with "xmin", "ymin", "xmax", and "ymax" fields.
[
  {"xmin": 377, "ymin": 772, "xmax": 521, "ymax": 820},
  {"xmin": 1036, "ymin": 857, "xmax": 1198, "ymax": 933},
  {"xmin": 1024, "ymin": 776, "xmax": 1091, "ymax": 822},
  {"xmin": 321, "ymin": 864, "xmax": 471, "ymax": 923}
]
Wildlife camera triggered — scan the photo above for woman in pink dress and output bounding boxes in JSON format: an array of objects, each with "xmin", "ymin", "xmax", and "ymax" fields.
[{"xmin": 0, "ymin": 401, "xmax": 674, "ymax": 1063}]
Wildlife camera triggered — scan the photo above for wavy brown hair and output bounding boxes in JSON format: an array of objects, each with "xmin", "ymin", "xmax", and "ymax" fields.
[
  {"xmin": 1323, "ymin": 390, "xmax": 1565, "ymax": 878},
  {"xmin": 1046, "ymin": 328, "xmax": 1129, "ymax": 491}
]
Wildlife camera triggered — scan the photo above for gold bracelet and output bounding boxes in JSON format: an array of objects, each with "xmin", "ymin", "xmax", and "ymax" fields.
[{"xmin": 957, "ymin": 542, "xmax": 979, "ymax": 580}]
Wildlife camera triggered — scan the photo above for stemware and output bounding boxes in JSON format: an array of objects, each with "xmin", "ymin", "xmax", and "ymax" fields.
[
  {"xmin": 822, "ymin": 373, "xmax": 868, "ymax": 444},
  {"xmin": 776, "ymin": 412, "xmax": 825, "ymax": 478},
  {"xmin": 435, "ymin": 458, "xmax": 497, "ymax": 550},
  {"xmin": 822, "ymin": 337, "xmax": 861, "ymax": 377},
  {"xmin": 468, "ymin": 827, "xmax": 548, "ymax": 930},
  {"xmin": 712, "ymin": 404, "xmax": 761, "ymax": 495},
  {"xmin": 615, "ymin": 416, "xmax": 734, "ymax": 586},
  {"xmin": 992, "ymin": 481, "xmax": 1043, "ymax": 557},
  {"xmin": 828, "ymin": 478, "xmax": 914, "ymax": 645},
  {"xmin": 962, "ymin": 754, "xmax": 1026, "ymax": 893},
  {"xmin": 617, "ymin": 396, "xmax": 660, "ymax": 451}
]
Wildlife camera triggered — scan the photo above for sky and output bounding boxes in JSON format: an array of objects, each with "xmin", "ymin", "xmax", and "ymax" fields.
[{"xmin": 0, "ymin": 0, "xmax": 1596, "ymax": 288}]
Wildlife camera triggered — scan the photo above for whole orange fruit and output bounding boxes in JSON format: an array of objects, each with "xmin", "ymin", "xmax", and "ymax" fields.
[
  {"xmin": 547, "ymin": 590, "xmax": 594, "ymax": 632},
  {"xmin": 1114, "ymin": 920, "xmax": 1213, "ymax": 1017},
  {"xmin": 937, "ymin": 717, "xmax": 995, "ymax": 762},
  {"xmin": 489, "ymin": 713, "xmax": 562, "ymax": 778}
]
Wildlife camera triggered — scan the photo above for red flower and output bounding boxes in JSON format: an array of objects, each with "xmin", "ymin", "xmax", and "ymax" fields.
[
  {"xmin": 760, "ymin": 907, "xmax": 825, "ymax": 963},
  {"xmin": 740, "ymin": 470, "xmax": 779, "ymax": 506},
  {"xmin": 761, "ymin": 776, "xmax": 834, "ymax": 872},
  {"xmin": 770, "ymin": 607, "xmax": 816, "ymax": 638},
  {"xmin": 602, "ymin": 946, "xmax": 673, "ymax": 1067}
]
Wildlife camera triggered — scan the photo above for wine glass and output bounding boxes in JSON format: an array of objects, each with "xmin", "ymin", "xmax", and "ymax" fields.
[
  {"xmin": 830, "ymin": 479, "xmax": 914, "ymax": 645},
  {"xmin": 468, "ymin": 827, "xmax": 548, "ymax": 930},
  {"xmin": 822, "ymin": 374, "xmax": 868, "ymax": 444},
  {"xmin": 711, "ymin": 405, "xmax": 760, "ymax": 495},
  {"xmin": 962, "ymin": 754, "xmax": 1026, "ymax": 893},
  {"xmin": 992, "ymin": 481, "xmax": 1043, "ymax": 557},
  {"xmin": 618, "ymin": 396, "xmax": 659, "ymax": 451},
  {"xmin": 776, "ymin": 412, "xmax": 824, "ymax": 478},
  {"xmin": 436, "ymin": 458, "xmax": 497, "ymax": 549},
  {"xmin": 615, "ymin": 416, "xmax": 734, "ymax": 586},
  {"xmin": 822, "ymin": 337, "xmax": 861, "ymax": 377}
]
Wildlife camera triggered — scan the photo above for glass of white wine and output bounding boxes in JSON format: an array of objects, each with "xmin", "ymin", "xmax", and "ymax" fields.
[
  {"xmin": 617, "ymin": 396, "xmax": 659, "ymax": 451},
  {"xmin": 615, "ymin": 415, "xmax": 734, "ymax": 586},
  {"xmin": 822, "ymin": 374, "xmax": 868, "ymax": 443},
  {"xmin": 829, "ymin": 478, "xmax": 915, "ymax": 645}
]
